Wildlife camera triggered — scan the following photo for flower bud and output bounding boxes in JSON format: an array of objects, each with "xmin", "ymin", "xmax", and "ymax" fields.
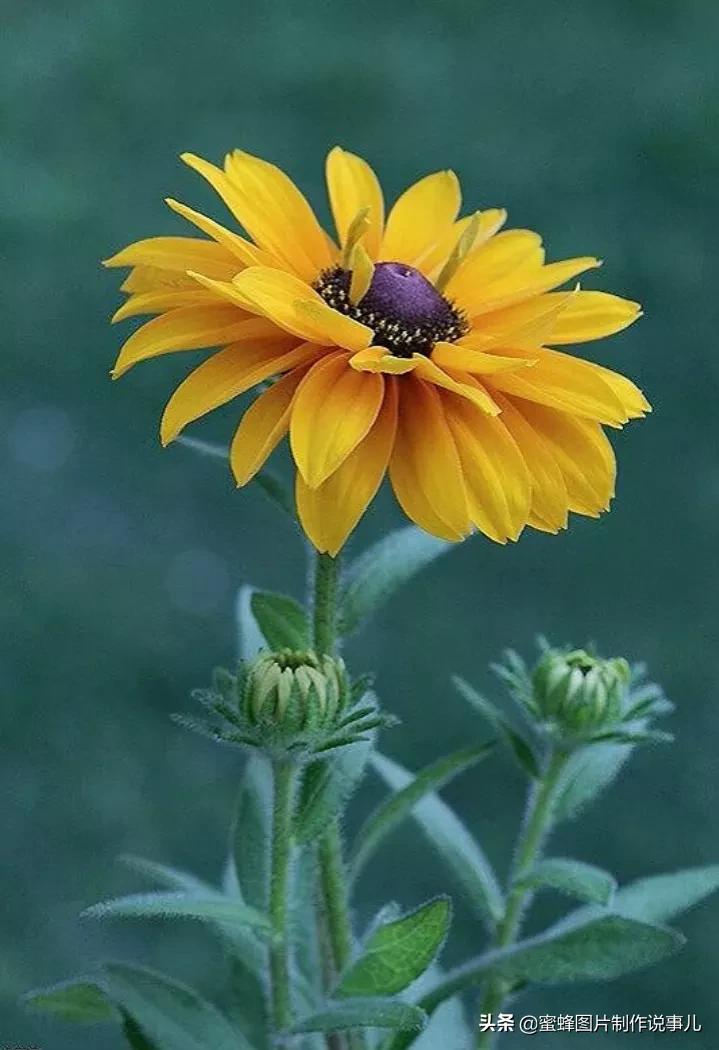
[
  {"xmin": 532, "ymin": 648, "xmax": 630, "ymax": 738},
  {"xmin": 182, "ymin": 648, "xmax": 384, "ymax": 760},
  {"xmin": 244, "ymin": 649, "xmax": 347, "ymax": 739}
]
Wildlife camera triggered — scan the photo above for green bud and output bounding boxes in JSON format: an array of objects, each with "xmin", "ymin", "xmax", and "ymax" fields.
[
  {"xmin": 181, "ymin": 648, "xmax": 385, "ymax": 759},
  {"xmin": 532, "ymin": 648, "xmax": 631, "ymax": 739},
  {"xmin": 241, "ymin": 649, "xmax": 350, "ymax": 752}
]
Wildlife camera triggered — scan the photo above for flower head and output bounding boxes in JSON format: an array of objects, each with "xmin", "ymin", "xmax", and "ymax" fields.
[
  {"xmin": 185, "ymin": 650, "xmax": 383, "ymax": 758},
  {"xmin": 106, "ymin": 147, "xmax": 649, "ymax": 554}
]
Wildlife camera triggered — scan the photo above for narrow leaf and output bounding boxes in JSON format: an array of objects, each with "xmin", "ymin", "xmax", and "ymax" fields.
[
  {"xmin": 176, "ymin": 437, "xmax": 292, "ymax": 516},
  {"xmin": 558, "ymin": 865, "xmax": 719, "ymax": 931},
  {"xmin": 338, "ymin": 526, "xmax": 451, "ymax": 635},
  {"xmin": 337, "ymin": 898, "xmax": 451, "ymax": 997},
  {"xmin": 232, "ymin": 754, "xmax": 272, "ymax": 909},
  {"xmin": 250, "ymin": 590, "xmax": 310, "ymax": 650},
  {"xmin": 295, "ymin": 723, "xmax": 376, "ymax": 845},
  {"xmin": 351, "ymin": 743, "xmax": 495, "ymax": 884},
  {"xmin": 368, "ymin": 752, "xmax": 504, "ymax": 926},
  {"xmin": 452, "ymin": 676, "xmax": 540, "ymax": 778},
  {"xmin": 82, "ymin": 891, "xmax": 270, "ymax": 935},
  {"xmin": 487, "ymin": 915, "xmax": 684, "ymax": 983},
  {"xmin": 518, "ymin": 858, "xmax": 617, "ymax": 906},
  {"xmin": 235, "ymin": 585, "xmax": 265, "ymax": 663},
  {"xmin": 253, "ymin": 469, "xmax": 294, "ymax": 517},
  {"xmin": 413, "ymin": 915, "xmax": 684, "ymax": 1028},
  {"xmin": 291, "ymin": 998, "xmax": 427, "ymax": 1034},
  {"xmin": 119, "ymin": 855, "xmax": 211, "ymax": 895},
  {"xmin": 553, "ymin": 740, "xmax": 635, "ymax": 822},
  {"xmin": 612, "ymin": 865, "xmax": 719, "ymax": 923},
  {"xmin": 102, "ymin": 964, "xmax": 250, "ymax": 1050},
  {"xmin": 23, "ymin": 978, "xmax": 117, "ymax": 1024},
  {"xmin": 123, "ymin": 1012, "xmax": 161, "ymax": 1050}
]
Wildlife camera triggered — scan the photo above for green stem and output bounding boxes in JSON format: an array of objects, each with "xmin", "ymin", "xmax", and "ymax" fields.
[
  {"xmin": 310, "ymin": 551, "xmax": 362, "ymax": 1050},
  {"xmin": 476, "ymin": 747, "xmax": 567, "ymax": 1049},
  {"xmin": 269, "ymin": 757, "xmax": 296, "ymax": 1038},
  {"xmin": 312, "ymin": 551, "xmax": 340, "ymax": 658}
]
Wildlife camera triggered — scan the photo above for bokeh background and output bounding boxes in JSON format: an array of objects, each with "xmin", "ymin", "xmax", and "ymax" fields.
[{"xmin": 3, "ymin": 1, "xmax": 718, "ymax": 1046}]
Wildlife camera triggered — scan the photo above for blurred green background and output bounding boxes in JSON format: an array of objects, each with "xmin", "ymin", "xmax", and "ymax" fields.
[{"xmin": 3, "ymin": 0, "xmax": 718, "ymax": 1046}]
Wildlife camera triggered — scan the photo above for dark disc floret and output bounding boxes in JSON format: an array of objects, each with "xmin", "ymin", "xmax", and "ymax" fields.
[{"xmin": 313, "ymin": 261, "xmax": 468, "ymax": 358}]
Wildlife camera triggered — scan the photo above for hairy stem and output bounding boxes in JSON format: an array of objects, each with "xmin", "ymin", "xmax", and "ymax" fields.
[
  {"xmin": 476, "ymin": 747, "xmax": 567, "ymax": 1048},
  {"xmin": 312, "ymin": 551, "xmax": 340, "ymax": 659},
  {"xmin": 309, "ymin": 551, "xmax": 362, "ymax": 1050},
  {"xmin": 269, "ymin": 757, "xmax": 296, "ymax": 1038}
]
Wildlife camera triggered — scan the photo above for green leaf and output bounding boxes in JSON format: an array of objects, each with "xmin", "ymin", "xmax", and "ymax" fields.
[
  {"xmin": 405, "ymin": 913, "xmax": 685, "ymax": 1039},
  {"xmin": 250, "ymin": 590, "xmax": 310, "ymax": 650},
  {"xmin": 337, "ymin": 898, "xmax": 451, "ymax": 997},
  {"xmin": 552, "ymin": 740, "xmax": 635, "ymax": 822},
  {"xmin": 23, "ymin": 977, "xmax": 117, "ymax": 1024},
  {"xmin": 452, "ymin": 676, "xmax": 540, "ymax": 778},
  {"xmin": 235, "ymin": 586, "xmax": 265, "ymax": 663},
  {"xmin": 253, "ymin": 469, "xmax": 294, "ymax": 517},
  {"xmin": 518, "ymin": 858, "xmax": 617, "ymax": 906},
  {"xmin": 368, "ymin": 752, "xmax": 504, "ymax": 927},
  {"xmin": 291, "ymin": 848, "xmax": 324, "ymax": 1002},
  {"xmin": 119, "ymin": 854, "xmax": 212, "ymax": 895},
  {"xmin": 561, "ymin": 865, "xmax": 719, "ymax": 929},
  {"xmin": 122, "ymin": 1012, "xmax": 160, "ymax": 1050},
  {"xmin": 338, "ymin": 526, "xmax": 451, "ymax": 635},
  {"xmin": 411, "ymin": 997, "xmax": 472, "ymax": 1050},
  {"xmin": 176, "ymin": 437, "xmax": 292, "ymax": 516},
  {"xmin": 490, "ymin": 915, "xmax": 684, "ymax": 983},
  {"xmin": 232, "ymin": 754, "xmax": 272, "ymax": 909},
  {"xmin": 291, "ymin": 998, "xmax": 427, "ymax": 1034},
  {"xmin": 350, "ymin": 743, "xmax": 496, "ymax": 885},
  {"xmin": 434, "ymin": 916, "xmax": 683, "ymax": 997},
  {"xmin": 102, "ymin": 964, "xmax": 251, "ymax": 1050},
  {"xmin": 82, "ymin": 891, "xmax": 270, "ymax": 935},
  {"xmin": 295, "ymin": 725, "xmax": 375, "ymax": 845}
]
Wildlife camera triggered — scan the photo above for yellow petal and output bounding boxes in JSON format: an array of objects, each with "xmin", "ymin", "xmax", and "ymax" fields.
[
  {"xmin": 389, "ymin": 378, "xmax": 470, "ymax": 540},
  {"xmin": 349, "ymin": 347, "xmax": 420, "ymax": 374},
  {"xmin": 432, "ymin": 341, "xmax": 536, "ymax": 376},
  {"xmin": 380, "ymin": 170, "xmax": 461, "ymax": 265},
  {"xmin": 326, "ymin": 146, "xmax": 384, "ymax": 260},
  {"xmin": 464, "ymin": 290, "xmax": 576, "ymax": 350},
  {"xmin": 233, "ymin": 267, "xmax": 372, "ymax": 349},
  {"xmin": 112, "ymin": 289, "xmax": 218, "ymax": 322},
  {"xmin": 467, "ymin": 257, "xmax": 602, "ymax": 317},
  {"xmin": 294, "ymin": 299, "xmax": 373, "ymax": 352},
  {"xmin": 543, "ymin": 290, "xmax": 643, "ymax": 344},
  {"xmin": 187, "ymin": 271, "xmax": 257, "ymax": 311},
  {"xmin": 410, "ymin": 355, "xmax": 501, "ymax": 415},
  {"xmin": 514, "ymin": 400, "xmax": 616, "ymax": 516},
  {"xmin": 290, "ymin": 353, "xmax": 385, "ymax": 488},
  {"xmin": 582, "ymin": 360, "xmax": 650, "ymax": 419},
  {"xmin": 104, "ymin": 237, "xmax": 238, "ymax": 280},
  {"xmin": 348, "ymin": 242, "xmax": 374, "ymax": 305},
  {"xmin": 297, "ymin": 379, "xmax": 398, "ymax": 555},
  {"xmin": 120, "ymin": 266, "xmax": 200, "ymax": 294},
  {"xmin": 486, "ymin": 346, "xmax": 629, "ymax": 427},
  {"xmin": 165, "ymin": 198, "xmax": 273, "ymax": 268},
  {"xmin": 493, "ymin": 393, "xmax": 569, "ymax": 532},
  {"xmin": 442, "ymin": 392, "xmax": 531, "ymax": 542},
  {"xmin": 223, "ymin": 149, "xmax": 335, "ymax": 280},
  {"xmin": 422, "ymin": 209, "xmax": 508, "ymax": 279},
  {"xmin": 160, "ymin": 340, "xmax": 317, "ymax": 446},
  {"xmin": 112, "ymin": 307, "xmax": 275, "ymax": 378},
  {"xmin": 446, "ymin": 229, "xmax": 545, "ymax": 308},
  {"xmin": 230, "ymin": 364, "xmax": 313, "ymax": 485}
]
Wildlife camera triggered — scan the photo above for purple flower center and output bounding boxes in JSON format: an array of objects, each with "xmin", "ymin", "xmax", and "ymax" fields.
[{"xmin": 313, "ymin": 262, "xmax": 468, "ymax": 358}]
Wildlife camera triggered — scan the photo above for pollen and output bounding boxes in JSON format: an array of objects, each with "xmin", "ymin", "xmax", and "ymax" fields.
[{"xmin": 314, "ymin": 261, "xmax": 469, "ymax": 358}]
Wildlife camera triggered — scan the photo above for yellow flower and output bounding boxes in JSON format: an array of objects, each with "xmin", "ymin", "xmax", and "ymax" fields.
[{"xmin": 105, "ymin": 146, "xmax": 649, "ymax": 555}]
